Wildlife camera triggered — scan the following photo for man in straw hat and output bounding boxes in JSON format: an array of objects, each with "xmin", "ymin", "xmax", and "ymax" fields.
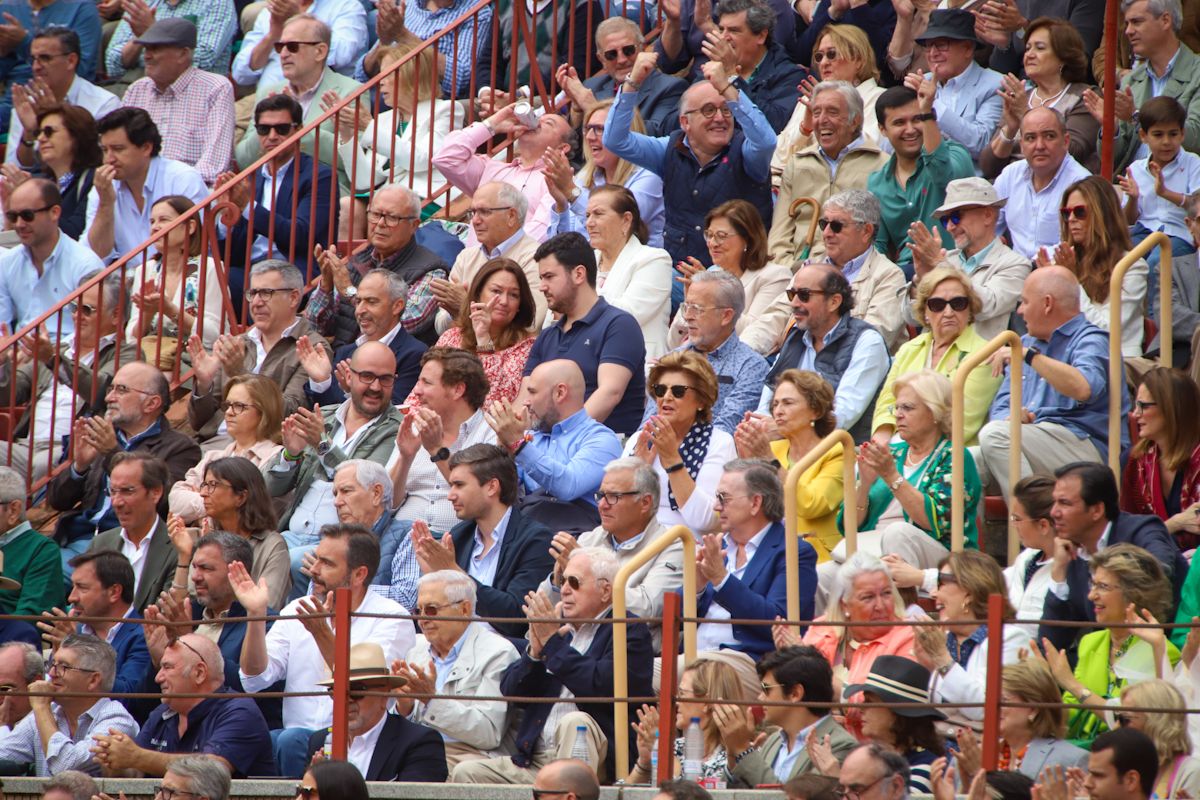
[
  {"xmin": 305, "ymin": 641, "xmax": 447, "ymax": 781},
  {"xmin": 903, "ymin": 177, "xmax": 1031, "ymax": 341}
]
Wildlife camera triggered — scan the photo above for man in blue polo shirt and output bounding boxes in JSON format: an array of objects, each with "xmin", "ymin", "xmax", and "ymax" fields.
[
  {"xmin": 91, "ymin": 634, "xmax": 276, "ymax": 777},
  {"xmin": 523, "ymin": 233, "xmax": 647, "ymax": 436}
]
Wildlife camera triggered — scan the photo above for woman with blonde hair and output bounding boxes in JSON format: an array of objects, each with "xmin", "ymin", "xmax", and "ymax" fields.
[
  {"xmin": 1043, "ymin": 175, "xmax": 1148, "ymax": 357},
  {"xmin": 623, "ymin": 350, "xmax": 735, "ymax": 535},
  {"xmin": 546, "ymin": 99, "xmax": 665, "ymax": 246},
  {"xmin": 772, "ymin": 24, "xmax": 884, "ymax": 182},
  {"xmin": 331, "ymin": 35, "xmax": 465, "ymax": 237},
  {"xmin": 734, "ymin": 369, "xmax": 844, "ymax": 561},
  {"xmin": 870, "ymin": 267, "xmax": 1001, "ymax": 448},
  {"xmin": 1119, "ymin": 680, "xmax": 1200, "ymax": 800},
  {"xmin": 987, "ymin": 660, "xmax": 1088, "ymax": 778}
]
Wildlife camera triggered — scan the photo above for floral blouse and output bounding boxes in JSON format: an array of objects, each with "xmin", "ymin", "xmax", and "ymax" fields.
[{"xmin": 405, "ymin": 327, "xmax": 536, "ymax": 406}]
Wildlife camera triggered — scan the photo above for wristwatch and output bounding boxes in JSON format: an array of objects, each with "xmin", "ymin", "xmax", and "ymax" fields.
[
  {"xmin": 914, "ymin": 110, "xmax": 938, "ymax": 122},
  {"xmin": 317, "ymin": 440, "xmax": 333, "ymax": 457},
  {"xmin": 1024, "ymin": 345, "xmax": 1041, "ymax": 366},
  {"xmin": 339, "ymin": 285, "xmax": 357, "ymax": 299},
  {"xmin": 430, "ymin": 446, "xmax": 451, "ymax": 463}
]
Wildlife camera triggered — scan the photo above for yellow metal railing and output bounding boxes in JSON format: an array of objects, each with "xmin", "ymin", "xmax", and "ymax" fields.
[
  {"xmin": 784, "ymin": 430, "xmax": 855, "ymax": 620},
  {"xmin": 1108, "ymin": 233, "xmax": 1173, "ymax": 480},
  {"xmin": 951, "ymin": 331, "xmax": 1023, "ymax": 560},
  {"xmin": 612, "ymin": 524, "xmax": 696, "ymax": 779}
]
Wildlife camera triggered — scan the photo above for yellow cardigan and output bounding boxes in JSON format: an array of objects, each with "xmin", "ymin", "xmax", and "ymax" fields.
[
  {"xmin": 770, "ymin": 439, "xmax": 845, "ymax": 562},
  {"xmin": 870, "ymin": 324, "xmax": 1002, "ymax": 446}
]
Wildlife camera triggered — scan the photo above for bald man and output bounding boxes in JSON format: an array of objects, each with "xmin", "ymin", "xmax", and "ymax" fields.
[
  {"xmin": 92, "ymin": 634, "xmax": 275, "ymax": 777},
  {"xmin": 977, "ymin": 266, "xmax": 1124, "ymax": 497},
  {"xmin": 533, "ymin": 760, "xmax": 599, "ymax": 800},
  {"xmin": 485, "ymin": 360, "xmax": 622, "ymax": 534}
]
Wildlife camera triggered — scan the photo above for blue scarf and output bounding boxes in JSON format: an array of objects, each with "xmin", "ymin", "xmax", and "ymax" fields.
[
  {"xmin": 948, "ymin": 624, "xmax": 989, "ymax": 668},
  {"xmin": 667, "ymin": 422, "xmax": 714, "ymax": 511}
]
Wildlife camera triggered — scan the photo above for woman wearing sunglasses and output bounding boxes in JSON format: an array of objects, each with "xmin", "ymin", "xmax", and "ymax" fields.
[
  {"xmin": 1041, "ymin": 175, "xmax": 1148, "ymax": 357},
  {"xmin": 1116, "ymin": 680, "xmax": 1200, "ymax": 800},
  {"xmin": 298, "ymin": 759, "xmax": 368, "ymax": 800},
  {"xmin": 1031, "ymin": 543, "xmax": 1178, "ymax": 748},
  {"xmin": 18, "ymin": 104, "xmax": 101, "ymax": 240},
  {"xmin": 870, "ymin": 266, "xmax": 1001, "ymax": 449},
  {"xmin": 621, "ymin": 351, "xmax": 736, "ymax": 536},
  {"xmin": 1122, "ymin": 368, "xmax": 1200, "ymax": 559}
]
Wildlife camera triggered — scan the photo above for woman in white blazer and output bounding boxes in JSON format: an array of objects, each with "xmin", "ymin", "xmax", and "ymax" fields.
[
  {"xmin": 586, "ymin": 184, "xmax": 672, "ymax": 362},
  {"xmin": 334, "ymin": 37, "xmax": 465, "ymax": 239}
]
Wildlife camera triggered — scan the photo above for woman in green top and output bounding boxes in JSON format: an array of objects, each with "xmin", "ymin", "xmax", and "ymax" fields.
[
  {"xmin": 835, "ymin": 370, "xmax": 980, "ymax": 567},
  {"xmin": 1034, "ymin": 543, "xmax": 1179, "ymax": 748}
]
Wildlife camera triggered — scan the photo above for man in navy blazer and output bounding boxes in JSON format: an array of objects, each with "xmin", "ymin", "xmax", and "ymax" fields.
[
  {"xmin": 696, "ymin": 460, "xmax": 817, "ymax": 659},
  {"xmin": 220, "ymin": 93, "xmax": 337, "ymax": 312},
  {"xmin": 410, "ymin": 444, "xmax": 555, "ymax": 637},
  {"xmin": 302, "ymin": 269, "xmax": 427, "ymax": 406},
  {"xmin": 1040, "ymin": 462, "xmax": 1188, "ymax": 652},
  {"xmin": 452, "ymin": 547, "xmax": 654, "ymax": 784}
]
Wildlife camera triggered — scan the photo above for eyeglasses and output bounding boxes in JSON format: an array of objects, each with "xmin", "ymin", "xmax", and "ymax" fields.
[
  {"xmin": 153, "ymin": 788, "xmax": 199, "ymax": 800},
  {"xmin": 168, "ymin": 637, "xmax": 205, "ymax": 663},
  {"xmin": 651, "ymin": 383, "xmax": 694, "ymax": 399},
  {"xmin": 602, "ymin": 43, "xmax": 637, "ymax": 61},
  {"xmin": 198, "ymin": 480, "xmax": 233, "ymax": 494},
  {"xmin": 465, "ymin": 206, "xmax": 513, "ymax": 219},
  {"xmin": 255, "ymin": 122, "xmax": 295, "ymax": 137},
  {"xmin": 221, "ymin": 400, "xmax": 256, "ymax": 416},
  {"xmin": 1091, "ymin": 580, "xmax": 1119, "ymax": 593},
  {"xmin": 1059, "ymin": 205, "xmax": 1088, "ymax": 221},
  {"xmin": 416, "ymin": 601, "xmax": 461, "ymax": 617},
  {"xmin": 886, "ymin": 402, "xmax": 919, "ymax": 416},
  {"xmin": 110, "ymin": 485, "xmax": 145, "ymax": 498},
  {"xmin": 683, "ymin": 103, "xmax": 733, "ymax": 120},
  {"xmin": 68, "ymin": 302, "xmax": 98, "ymax": 317},
  {"xmin": 812, "ymin": 48, "xmax": 840, "ymax": 63},
  {"xmin": 702, "ymin": 228, "xmax": 735, "ymax": 243},
  {"xmin": 366, "ymin": 209, "xmax": 418, "ymax": 226},
  {"xmin": 246, "ymin": 287, "xmax": 292, "ymax": 301},
  {"xmin": 5, "ymin": 204, "xmax": 53, "ymax": 224},
  {"xmin": 715, "ymin": 491, "xmax": 749, "ymax": 506},
  {"xmin": 760, "ymin": 681, "xmax": 783, "ymax": 693},
  {"xmin": 273, "ymin": 40, "xmax": 321, "ymax": 53},
  {"xmin": 31, "ymin": 51, "xmax": 67, "ymax": 64},
  {"xmin": 936, "ymin": 572, "xmax": 958, "ymax": 587},
  {"xmin": 35, "ymin": 125, "xmax": 59, "ymax": 139},
  {"xmin": 294, "ymin": 785, "xmax": 316, "ymax": 800},
  {"xmin": 594, "ymin": 490, "xmax": 642, "ymax": 505},
  {"xmin": 1134, "ymin": 399, "xmax": 1158, "ymax": 413},
  {"xmin": 924, "ymin": 39, "xmax": 955, "ymax": 52},
  {"xmin": 563, "ymin": 574, "xmax": 608, "ymax": 590},
  {"xmin": 109, "ymin": 383, "xmax": 155, "ymax": 397},
  {"xmin": 680, "ymin": 302, "xmax": 728, "ymax": 317},
  {"xmin": 1115, "ymin": 713, "xmax": 1134, "ymax": 727},
  {"xmin": 836, "ymin": 776, "xmax": 888, "ymax": 800},
  {"xmin": 47, "ymin": 659, "xmax": 99, "ymax": 677},
  {"xmin": 785, "ymin": 287, "xmax": 826, "ymax": 302},
  {"xmin": 818, "ymin": 217, "xmax": 857, "ymax": 233},
  {"xmin": 583, "ymin": 123, "xmax": 605, "ymax": 138},
  {"xmin": 349, "ymin": 367, "xmax": 396, "ymax": 387},
  {"xmin": 925, "ymin": 296, "xmax": 970, "ymax": 313}
]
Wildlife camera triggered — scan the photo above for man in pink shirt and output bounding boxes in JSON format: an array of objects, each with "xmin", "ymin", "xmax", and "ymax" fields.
[{"xmin": 432, "ymin": 103, "xmax": 574, "ymax": 243}]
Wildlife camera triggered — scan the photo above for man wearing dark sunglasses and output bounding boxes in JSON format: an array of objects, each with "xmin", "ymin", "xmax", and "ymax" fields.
[
  {"xmin": 554, "ymin": 17, "xmax": 685, "ymax": 137},
  {"xmin": 902, "ymin": 177, "xmax": 1030, "ymax": 341}
]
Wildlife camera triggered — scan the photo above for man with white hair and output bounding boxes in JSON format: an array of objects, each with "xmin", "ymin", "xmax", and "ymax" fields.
[
  {"xmin": 39, "ymin": 770, "xmax": 97, "ymax": 800},
  {"xmin": 90, "ymin": 634, "xmax": 274, "ymax": 777},
  {"xmin": 453, "ymin": 546, "xmax": 654, "ymax": 783},
  {"xmin": 432, "ymin": 181, "xmax": 545, "ymax": 333},
  {"xmin": 538, "ymin": 457, "xmax": 683, "ymax": 652},
  {"xmin": 392, "ymin": 570, "xmax": 521, "ymax": 768},
  {"xmin": 0, "ymin": 643, "xmax": 46, "ymax": 734},
  {"xmin": 0, "ymin": 467, "xmax": 63, "ymax": 620},
  {"xmin": 769, "ymin": 81, "xmax": 888, "ymax": 267},
  {"xmin": 151, "ymin": 757, "xmax": 232, "ymax": 800}
]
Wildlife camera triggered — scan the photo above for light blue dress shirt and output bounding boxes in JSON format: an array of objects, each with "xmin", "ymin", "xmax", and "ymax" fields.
[
  {"xmin": 995, "ymin": 154, "xmax": 1093, "ymax": 259},
  {"xmin": 818, "ymin": 135, "xmax": 865, "ymax": 181},
  {"xmin": 772, "ymin": 718, "xmax": 823, "ymax": 781},
  {"xmin": 468, "ymin": 506, "xmax": 512, "ymax": 586},
  {"xmin": 431, "ymin": 626, "xmax": 468, "ymax": 692},
  {"xmin": 0, "ymin": 232, "xmax": 103, "ymax": 337},
  {"xmin": 550, "ymin": 165, "xmax": 666, "ymax": 247},
  {"xmin": 838, "ymin": 246, "xmax": 871, "ymax": 284},
  {"xmin": 1129, "ymin": 149, "xmax": 1200, "ymax": 241},
  {"xmin": 930, "ymin": 60, "xmax": 1004, "ymax": 162},
  {"xmin": 515, "ymin": 407, "xmax": 623, "ymax": 506}
]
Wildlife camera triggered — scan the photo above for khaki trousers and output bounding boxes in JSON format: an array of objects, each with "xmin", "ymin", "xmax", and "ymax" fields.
[{"xmin": 449, "ymin": 711, "xmax": 607, "ymax": 783}]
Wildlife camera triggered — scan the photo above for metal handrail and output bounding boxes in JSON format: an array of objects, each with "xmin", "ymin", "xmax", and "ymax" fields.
[
  {"xmin": 951, "ymin": 331, "xmax": 1022, "ymax": 559},
  {"xmin": 1107, "ymin": 232, "xmax": 1172, "ymax": 481},
  {"xmin": 784, "ymin": 429, "xmax": 855, "ymax": 620},
  {"xmin": 612, "ymin": 524, "xmax": 696, "ymax": 780}
]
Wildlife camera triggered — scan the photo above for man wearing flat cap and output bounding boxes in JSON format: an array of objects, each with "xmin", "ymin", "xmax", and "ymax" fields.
[
  {"xmin": 902, "ymin": 177, "xmax": 1031, "ymax": 340},
  {"xmin": 122, "ymin": 18, "xmax": 235, "ymax": 185},
  {"xmin": 910, "ymin": 9, "xmax": 1003, "ymax": 168},
  {"xmin": 304, "ymin": 642, "xmax": 448, "ymax": 782}
]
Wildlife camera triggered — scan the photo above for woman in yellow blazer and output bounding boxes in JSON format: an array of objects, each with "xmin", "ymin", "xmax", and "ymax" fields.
[
  {"xmin": 735, "ymin": 369, "xmax": 844, "ymax": 561},
  {"xmin": 871, "ymin": 266, "xmax": 1002, "ymax": 448}
]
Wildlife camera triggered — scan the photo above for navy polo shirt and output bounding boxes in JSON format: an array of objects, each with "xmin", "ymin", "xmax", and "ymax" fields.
[
  {"xmin": 136, "ymin": 688, "xmax": 277, "ymax": 777},
  {"xmin": 524, "ymin": 297, "xmax": 647, "ymax": 435}
]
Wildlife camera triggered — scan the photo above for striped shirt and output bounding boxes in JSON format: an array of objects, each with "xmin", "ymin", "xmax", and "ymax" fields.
[
  {"xmin": 0, "ymin": 697, "xmax": 138, "ymax": 776},
  {"xmin": 105, "ymin": 0, "xmax": 237, "ymax": 78},
  {"xmin": 403, "ymin": 0, "xmax": 493, "ymax": 97}
]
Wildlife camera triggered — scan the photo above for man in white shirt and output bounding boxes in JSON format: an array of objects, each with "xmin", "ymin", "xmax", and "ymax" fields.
[
  {"xmin": 6, "ymin": 27, "xmax": 120, "ymax": 170},
  {"xmin": 393, "ymin": 570, "xmax": 520, "ymax": 770},
  {"xmin": 85, "ymin": 107, "xmax": 208, "ymax": 262},
  {"xmin": 232, "ymin": 522, "xmax": 415, "ymax": 777},
  {"xmin": 0, "ymin": 179, "xmax": 103, "ymax": 339}
]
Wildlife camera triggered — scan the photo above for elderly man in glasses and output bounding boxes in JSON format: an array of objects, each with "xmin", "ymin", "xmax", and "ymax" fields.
[
  {"xmin": 392, "ymin": 570, "xmax": 520, "ymax": 770},
  {"xmin": 262, "ymin": 341, "xmax": 404, "ymax": 601},
  {"xmin": 0, "ymin": 633, "xmax": 135, "ymax": 776},
  {"xmin": 91, "ymin": 634, "xmax": 275, "ymax": 777},
  {"xmin": 150, "ymin": 756, "xmax": 232, "ymax": 800}
]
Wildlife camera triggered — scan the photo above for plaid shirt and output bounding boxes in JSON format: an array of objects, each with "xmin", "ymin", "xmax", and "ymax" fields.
[
  {"xmin": 105, "ymin": 0, "xmax": 237, "ymax": 77},
  {"xmin": 303, "ymin": 245, "xmax": 446, "ymax": 336},
  {"xmin": 403, "ymin": 0, "xmax": 492, "ymax": 97},
  {"xmin": 0, "ymin": 697, "xmax": 138, "ymax": 776},
  {"xmin": 123, "ymin": 68, "xmax": 234, "ymax": 184}
]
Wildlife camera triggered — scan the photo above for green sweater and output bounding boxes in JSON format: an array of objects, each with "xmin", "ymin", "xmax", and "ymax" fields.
[{"xmin": 0, "ymin": 522, "xmax": 65, "ymax": 616}]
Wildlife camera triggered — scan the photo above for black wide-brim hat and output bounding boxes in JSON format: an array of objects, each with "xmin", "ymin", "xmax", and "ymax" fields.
[
  {"xmin": 915, "ymin": 8, "xmax": 979, "ymax": 45},
  {"xmin": 844, "ymin": 654, "xmax": 947, "ymax": 720}
]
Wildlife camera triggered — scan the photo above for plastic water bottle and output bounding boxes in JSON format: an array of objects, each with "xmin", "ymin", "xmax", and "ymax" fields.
[
  {"xmin": 682, "ymin": 717, "xmax": 703, "ymax": 781},
  {"xmin": 649, "ymin": 730, "xmax": 660, "ymax": 786},
  {"xmin": 570, "ymin": 725, "xmax": 591, "ymax": 765},
  {"xmin": 322, "ymin": 728, "xmax": 333, "ymax": 758}
]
